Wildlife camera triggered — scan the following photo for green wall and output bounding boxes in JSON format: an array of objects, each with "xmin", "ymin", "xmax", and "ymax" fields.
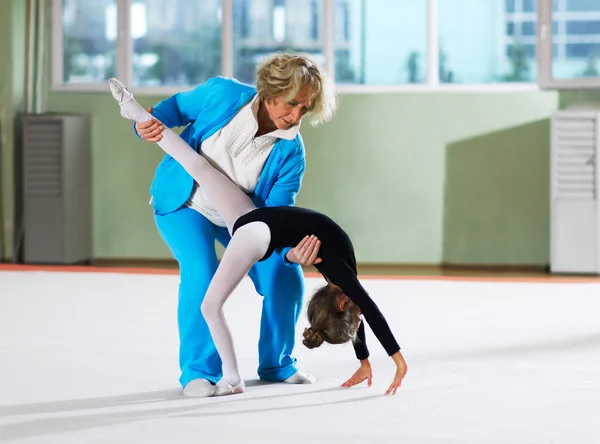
[
  {"xmin": 42, "ymin": 90, "xmax": 558, "ymax": 264},
  {"xmin": 559, "ymin": 90, "xmax": 600, "ymax": 109},
  {"xmin": 3, "ymin": 6, "xmax": 563, "ymax": 265},
  {"xmin": 442, "ymin": 119, "xmax": 551, "ymax": 266},
  {"xmin": 299, "ymin": 93, "xmax": 558, "ymax": 264}
]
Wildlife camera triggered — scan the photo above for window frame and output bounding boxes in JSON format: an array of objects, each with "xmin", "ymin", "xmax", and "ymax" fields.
[
  {"xmin": 537, "ymin": 0, "xmax": 600, "ymax": 89},
  {"xmin": 52, "ymin": 0, "xmax": 132, "ymax": 92},
  {"xmin": 51, "ymin": 0, "xmax": 541, "ymax": 94}
]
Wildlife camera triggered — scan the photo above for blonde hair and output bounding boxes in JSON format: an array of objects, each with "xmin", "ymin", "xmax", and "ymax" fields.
[{"xmin": 255, "ymin": 51, "xmax": 338, "ymax": 126}]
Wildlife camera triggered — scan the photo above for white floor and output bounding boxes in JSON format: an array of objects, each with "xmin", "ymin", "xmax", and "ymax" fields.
[{"xmin": 1, "ymin": 270, "xmax": 599, "ymax": 444}]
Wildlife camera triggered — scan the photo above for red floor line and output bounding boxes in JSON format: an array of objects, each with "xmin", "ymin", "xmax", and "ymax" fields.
[
  {"xmin": 0, "ymin": 264, "xmax": 178, "ymax": 275},
  {"xmin": 1, "ymin": 263, "xmax": 600, "ymax": 283}
]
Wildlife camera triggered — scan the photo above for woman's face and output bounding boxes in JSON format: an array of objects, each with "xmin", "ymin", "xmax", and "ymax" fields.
[{"xmin": 265, "ymin": 87, "xmax": 313, "ymax": 130}]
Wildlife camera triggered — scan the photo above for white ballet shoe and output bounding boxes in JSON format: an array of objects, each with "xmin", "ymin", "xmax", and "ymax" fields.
[
  {"xmin": 214, "ymin": 379, "xmax": 245, "ymax": 397},
  {"xmin": 108, "ymin": 77, "xmax": 133, "ymax": 105},
  {"xmin": 182, "ymin": 378, "xmax": 215, "ymax": 398},
  {"xmin": 283, "ymin": 370, "xmax": 316, "ymax": 384}
]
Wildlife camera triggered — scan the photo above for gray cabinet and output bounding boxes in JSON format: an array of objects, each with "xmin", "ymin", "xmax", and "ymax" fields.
[{"xmin": 22, "ymin": 114, "xmax": 92, "ymax": 264}]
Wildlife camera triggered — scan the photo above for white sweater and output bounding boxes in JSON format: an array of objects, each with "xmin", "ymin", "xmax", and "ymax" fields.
[{"xmin": 186, "ymin": 95, "xmax": 299, "ymax": 227}]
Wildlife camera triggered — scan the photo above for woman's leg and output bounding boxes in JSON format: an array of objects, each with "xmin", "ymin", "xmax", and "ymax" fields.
[
  {"xmin": 201, "ymin": 221, "xmax": 271, "ymax": 396},
  {"xmin": 154, "ymin": 207, "xmax": 222, "ymax": 395},
  {"xmin": 109, "ymin": 78, "xmax": 255, "ymax": 233}
]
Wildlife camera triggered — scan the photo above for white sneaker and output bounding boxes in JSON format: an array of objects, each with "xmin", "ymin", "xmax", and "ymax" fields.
[
  {"xmin": 182, "ymin": 378, "xmax": 215, "ymax": 397},
  {"xmin": 283, "ymin": 370, "xmax": 317, "ymax": 384}
]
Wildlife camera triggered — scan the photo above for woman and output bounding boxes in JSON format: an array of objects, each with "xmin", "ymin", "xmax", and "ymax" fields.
[
  {"xmin": 110, "ymin": 76, "xmax": 408, "ymax": 397},
  {"xmin": 134, "ymin": 53, "xmax": 337, "ymax": 397}
]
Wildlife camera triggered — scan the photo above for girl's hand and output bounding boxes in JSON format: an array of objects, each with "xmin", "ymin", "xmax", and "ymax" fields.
[
  {"xmin": 385, "ymin": 351, "xmax": 408, "ymax": 395},
  {"xmin": 341, "ymin": 359, "xmax": 372, "ymax": 388}
]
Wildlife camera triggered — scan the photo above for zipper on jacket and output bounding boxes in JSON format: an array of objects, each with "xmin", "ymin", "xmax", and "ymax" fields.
[{"xmin": 260, "ymin": 141, "xmax": 297, "ymax": 201}]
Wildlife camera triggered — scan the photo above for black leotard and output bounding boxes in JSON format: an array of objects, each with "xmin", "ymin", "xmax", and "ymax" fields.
[{"xmin": 233, "ymin": 206, "xmax": 400, "ymax": 360}]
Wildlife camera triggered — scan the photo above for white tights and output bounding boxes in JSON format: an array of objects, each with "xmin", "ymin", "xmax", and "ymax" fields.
[{"xmin": 111, "ymin": 79, "xmax": 270, "ymax": 394}]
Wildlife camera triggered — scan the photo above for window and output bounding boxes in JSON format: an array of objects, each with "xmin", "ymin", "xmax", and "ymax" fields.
[
  {"xmin": 234, "ymin": 0, "xmax": 249, "ymax": 39},
  {"xmin": 232, "ymin": 0, "xmax": 324, "ymax": 85},
  {"xmin": 311, "ymin": 0, "xmax": 319, "ymax": 41},
  {"xmin": 523, "ymin": 0, "xmax": 536, "ymax": 13},
  {"xmin": 522, "ymin": 21, "xmax": 536, "ymax": 36},
  {"xmin": 61, "ymin": 0, "xmax": 117, "ymax": 84},
  {"xmin": 506, "ymin": 0, "xmax": 515, "ymax": 14},
  {"xmin": 333, "ymin": 0, "xmax": 350, "ymax": 45},
  {"xmin": 566, "ymin": 0, "xmax": 599, "ymax": 12},
  {"xmin": 565, "ymin": 43, "xmax": 600, "ymax": 58},
  {"xmin": 507, "ymin": 22, "xmax": 515, "ymax": 36},
  {"xmin": 538, "ymin": 0, "xmax": 600, "ymax": 87},
  {"xmin": 333, "ymin": 0, "xmax": 428, "ymax": 85},
  {"xmin": 566, "ymin": 21, "xmax": 600, "ymax": 35},
  {"xmin": 341, "ymin": 1, "xmax": 349, "ymax": 41},
  {"xmin": 439, "ymin": 0, "xmax": 536, "ymax": 84},
  {"xmin": 131, "ymin": 0, "xmax": 222, "ymax": 87},
  {"xmin": 57, "ymin": 0, "xmax": 558, "ymax": 92}
]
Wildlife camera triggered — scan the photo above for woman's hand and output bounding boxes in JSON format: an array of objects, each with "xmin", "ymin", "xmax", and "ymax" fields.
[
  {"xmin": 341, "ymin": 359, "xmax": 372, "ymax": 388},
  {"xmin": 135, "ymin": 106, "xmax": 164, "ymax": 142},
  {"xmin": 385, "ymin": 351, "xmax": 408, "ymax": 395},
  {"xmin": 286, "ymin": 235, "xmax": 322, "ymax": 265}
]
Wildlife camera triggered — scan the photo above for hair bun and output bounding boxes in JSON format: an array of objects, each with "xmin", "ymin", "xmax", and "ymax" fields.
[{"xmin": 302, "ymin": 327, "xmax": 325, "ymax": 349}]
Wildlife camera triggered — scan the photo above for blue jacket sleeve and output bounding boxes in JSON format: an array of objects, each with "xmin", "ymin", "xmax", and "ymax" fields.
[
  {"xmin": 263, "ymin": 140, "xmax": 306, "ymax": 266},
  {"xmin": 133, "ymin": 77, "xmax": 219, "ymax": 137}
]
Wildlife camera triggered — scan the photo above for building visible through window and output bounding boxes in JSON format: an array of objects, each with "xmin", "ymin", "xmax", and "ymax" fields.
[{"xmin": 505, "ymin": 0, "xmax": 600, "ymax": 78}]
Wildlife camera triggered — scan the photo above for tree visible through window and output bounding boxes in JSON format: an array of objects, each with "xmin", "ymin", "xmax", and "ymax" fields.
[{"xmin": 61, "ymin": 0, "xmax": 117, "ymax": 84}]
